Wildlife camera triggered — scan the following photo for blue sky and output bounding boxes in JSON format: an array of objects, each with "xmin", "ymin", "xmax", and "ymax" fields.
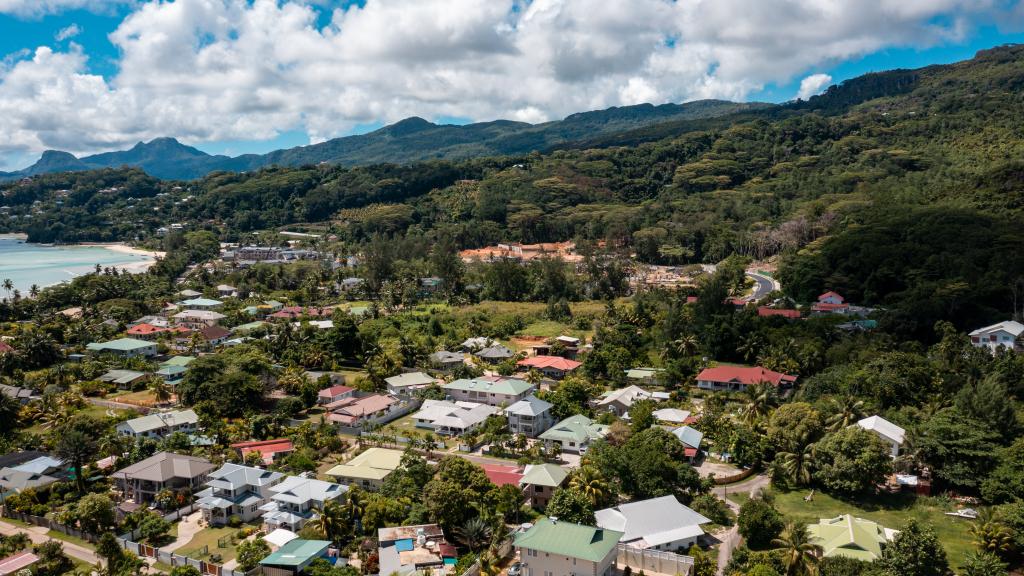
[{"xmin": 0, "ymin": 1, "xmax": 1021, "ymax": 170}]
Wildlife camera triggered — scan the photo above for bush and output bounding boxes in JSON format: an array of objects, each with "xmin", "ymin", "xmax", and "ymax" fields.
[
  {"xmin": 689, "ymin": 493, "xmax": 733, "ymax": 526},
  {"xmin": 227, "ymin": 514, "xmax": 243, "ymax": 528},
  {"xmin": 737, "ymin": 499, "xmax": 784, "ymax": 549}
]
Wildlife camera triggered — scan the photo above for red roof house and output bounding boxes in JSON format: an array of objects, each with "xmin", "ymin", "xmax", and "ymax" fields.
[
  {"xmin": 231, "ymin": 438, "xmax": 295, "ymax": 464},
  {"xmin": 757, "ymin": 306, "xmax": 801, "ymax": 319},
  {"xmin": 127, "ymin": 323, "xmax": 166, "ymax": 340},
  {"xmin": 818, "ymin": 291, "xmax": 845, "ymax": 304},
  {"xmin": 696, "ymin": 365, "xmax": 797, "ymax": 392},
  {"xmin": 318, "ymin": 384, "xmax": 355, "ymax": 404},
  {"xmin": 517, "ymin": 356, "xmax": 582, "ymax": 379},
  {"xmin": 479, "ymin": 463, "xmax": 524, "ymax": 487}
]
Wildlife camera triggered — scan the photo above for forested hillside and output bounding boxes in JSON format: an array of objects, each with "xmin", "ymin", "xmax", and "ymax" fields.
[{"xmin": 5, "ymin": 45, "xmax": 1024, "ymax": 336}]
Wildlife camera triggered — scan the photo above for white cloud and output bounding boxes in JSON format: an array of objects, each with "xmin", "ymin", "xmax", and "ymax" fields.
[
  {"xmin": 0, "ymin": 0, "xmax": 1015, "ymax": 169},
  {"xmin": 0, "ymin": 0, "xmax": 133, "ymax": 18},
  {"xmin": 55, "ymin": 23, "xmax": 81, "ymax": 41},
  {"xmin": 796, "ymin": 73, "xmax": 833, "ymax": 100}
]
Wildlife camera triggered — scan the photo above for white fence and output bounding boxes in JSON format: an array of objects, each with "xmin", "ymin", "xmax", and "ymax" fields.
[{"xmin": 616, "ymin": 544, "xmax": 694, "ymax": 576}]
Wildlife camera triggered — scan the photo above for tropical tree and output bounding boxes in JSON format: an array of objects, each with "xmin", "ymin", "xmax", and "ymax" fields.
[
  {"xmin": 569, "ymin": 466, "xmax": 612, "ymax": 508},
  {"xmin": 771, "ymin": 523, "xmax": 821, "ymax": 576},
  {"xmin": 776, "ymin": 431, "xmax": 816, "ymax": 487},
  {"xmin": 149, "ymin": 378, "xmax": 172, "ymax": 405},
  {"xmin": 970, "ymin": 509, "xmax": 1014, "ymax": 560},
  {"xmin": 454, "ymin": 517, "xmax": 493, "ymax": 552},
  {"xmin": 824, "ymin": 396, "xmax": 865, "ymax": 432},
  {"xmin": 740, "ymin": 383, "xmax": 778, "ymax": 426},
  {"xmin": 310, "ymin": 500, "xmax": 349, "ymax": 545},
  {"xmin": 960, "ymin": 551, "xmax": 1008, "ymax": 576}
]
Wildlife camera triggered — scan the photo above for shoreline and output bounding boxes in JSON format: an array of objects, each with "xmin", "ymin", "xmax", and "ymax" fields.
[{"xmin": 75, "ymin": 242, "xmax": 167, "ymax": 260}]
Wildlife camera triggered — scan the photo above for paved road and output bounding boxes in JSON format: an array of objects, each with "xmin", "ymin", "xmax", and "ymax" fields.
[
  {"xmin": 0, "ymin": 518, "xmax": 103, "ymax": 567},
  {"xmin": 745, "ymin": 271, "xmax": 778, "ymax": 302},
  {"xmin": 711, "ymin": 474, "xmax": 771, "ymax": 575}
]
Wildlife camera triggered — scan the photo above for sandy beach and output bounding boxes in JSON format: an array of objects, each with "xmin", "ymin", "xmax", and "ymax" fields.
[{"xmin": 71, "ymin": 243, "xmax": 166, "ymax": 274}]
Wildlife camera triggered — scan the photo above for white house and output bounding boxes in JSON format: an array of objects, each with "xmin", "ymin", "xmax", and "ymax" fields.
[
  {"xmin": 196, "ymin": 464, "xmax": 285, "ymax": 525},
  {"xmin": 504, "ymin": 395, "xmax": 555, "ymax": 437},
  {"xmin": 969, "ymin": 321, "xmax": 1024, "ymax": 354},
  {"xmin": 261, "ymin": 475, "xmax": 348, "ymax": 531},
  {"xmin": 385, "ymin": 372, "xmax": 438, "ymax": 395},
  {"xmin": 116, "ymin": 410, "xmax": 199, "ymax": 439},
  {"xmin": 595, "ymin": 495, "xmax": 712, "ymax": 552},
  {"xmin": 856, "ymin": 415, "xmax": 906, "ymax": 458},
  {"xmin": 412, "ymin": 399, "xmax": 498, "ymax": 436},
  {"xmin": 514, "ymin": 518, "xmax": 622, "ymax": 576}
]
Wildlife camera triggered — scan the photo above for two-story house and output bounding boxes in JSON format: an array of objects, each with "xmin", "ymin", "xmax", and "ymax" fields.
[
  {"xmin": 261, "ymin": 475, "xmax": 347, "ymax": 531},
  {"xmin": 443, "ymin": 376, "xmax": 536, "ymax": 407},
  {"xmin": 112, "ymin": 452, "xmax": 215, "ymax": 504},
  {"xmin": 514, "ymin": 517, "xmax": 623, "ymax": 576},
  {"xmin": 504, "ymin": 395, "xmax": 555, "ymax": 437},
  {"xmin": 196, "ymin": 463, "xmax": 285, "ymax": 525},
  {"xmin": 969, "ymin": 320, "xmax": 1024, "ymax": 354},
  {"xmin": 116, "ymin": 409, "xmax": 199, "ymax": 439}
]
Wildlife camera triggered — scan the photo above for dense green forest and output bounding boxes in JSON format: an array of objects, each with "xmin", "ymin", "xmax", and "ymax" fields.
[{"xmin": 4, "ymin": 45, "xmax": 1024, "ymax": 334}]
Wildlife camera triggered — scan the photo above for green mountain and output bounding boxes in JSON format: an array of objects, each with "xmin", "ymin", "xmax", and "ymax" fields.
[{"xmin": 4, "ymin": 99, "xmax": 768, "ymax": 181}]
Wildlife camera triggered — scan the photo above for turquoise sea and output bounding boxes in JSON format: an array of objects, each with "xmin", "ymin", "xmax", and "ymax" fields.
[{"xmin": 0, "ymin": 236, "xmax": 155, "ymax": 294}]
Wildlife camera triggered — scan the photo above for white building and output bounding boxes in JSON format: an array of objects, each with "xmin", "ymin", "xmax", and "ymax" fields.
[
  {"xmin": 385, "ymin": 372, "xmax": 439, "ymax": 396},
  {"xmin": 856, "ymin": 415, "xmax": 906, "ymax": 458},
  {"xmin": 116, "ymin": 410, "xmax": 199, "ymax": 439},
  {"xmin": 514, "ymin": 518, "xmax": 622, "ymax": 576},
  {"xmin": 412, "ymin": 399, "xmax": 498, "ymax": 436},
  {"xmin": 504, "ymin": 395, "xmax": 555, "ymax": 437},
  {"xmin": 261, "ymin": 475, "xmax": 348, "ymax": 531},
  {"xmin": 595, "ymin": 495, "xmax": 711, "ymax": 552},
  {"xmin": 969, "ymin": 321, "xmax": 1024, "ymax": 354},
  {"xmin": 196, "ymin": 464, "xmax": 285, "ymax": 525}
]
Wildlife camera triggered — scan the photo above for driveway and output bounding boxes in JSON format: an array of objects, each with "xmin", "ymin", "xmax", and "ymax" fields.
[
  {"xmin": 711, "ymin": 474, "xmax": 771, "ymax": 575},
  {"xmin": 161, "ymin": 511, "xmax": 203, "ymax": 553}
]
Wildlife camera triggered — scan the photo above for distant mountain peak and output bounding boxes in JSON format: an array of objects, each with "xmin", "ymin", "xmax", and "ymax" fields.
[{"xmin": 384, "ymin": 117, "xmax": 436, "ymax": 136}]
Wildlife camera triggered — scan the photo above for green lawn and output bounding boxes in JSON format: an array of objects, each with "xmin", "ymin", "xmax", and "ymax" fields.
[
  {"xmin": 47, "ymin": 530, "xmax": 95, "ymax": 550},
  {"xmin": 179, "ymin": 525, "xmax": 253, "ymax": 563},
  {"xmin": 769, "ymin": 489, "xmax": 974, "ymax": 568}
]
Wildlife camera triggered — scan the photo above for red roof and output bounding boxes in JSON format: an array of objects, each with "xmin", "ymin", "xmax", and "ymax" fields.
[
  {"xmin": 683, "ymin": 448, "xmax": 698, "ymax": 458},
  {"xmin": 818, "ymin": 291, "xmax": 844, "ymax": 302},
  {"xmin": 811, "ymin": 302, "xmax": 849, "ymax": 312},
  {"xmin": 757, "ymin": 307, "xmax": 800, "ymax": 319},
  {"xmin": 0, "ymin": 341, "xmax": 12, "ymax": 354},
  {"xmin": 318, "ymin": 385, "xmax": 354, "ymax": 398},
  {"xmin": 685, "ymin": 296, "xmax": 699, "ymax": 304},
  {"xmin": 127, "ymin": 323, "xmax": 164, "ymax": 335},
  {"xmin": 231, "ymin": 438, "xmax": 294, "ymax": 463},
  {"xmin": 200, "ymin": 325, "xmax": 232, "ymax": 340},
  {"xmin": 479, "ymin": 463, "xmax": 524, "ymax": 487},
  {"xmin": 0, "ymin": 551, "xmax": 39, "ymax": 575},
  {"xmin": 696, "ymin": 365, "xmax": 797, "ymax": 387},
  {"xmin": 517, "ymin": 356, "xmax": 582, "ymax": 372}
]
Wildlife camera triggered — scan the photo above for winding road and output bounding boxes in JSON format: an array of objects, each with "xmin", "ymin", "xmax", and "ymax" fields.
[
  {"xmin": 711, "ymin": 473, "xmax": 771, "ymax": 576},
  {"xmin": 744, "ymin": 271, "xmax": 778, "ymax": 302}
]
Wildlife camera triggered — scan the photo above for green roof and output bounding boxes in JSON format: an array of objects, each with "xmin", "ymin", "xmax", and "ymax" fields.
[
  {"xmin": 86, "ymin": 338, "xmax": 154, "ymax": 352},
  {"xmin": 444, "ymin": 377, "xmax": 533, "ymax": 396},
  {"xmin": 161, "ymin": 355, "xmax": 195, "ymax": 367},
  {"xmin": 514, "ymin": 518, "xmax": 622, "ymax": 562},
  {"xmin": 234, "ymin": 321, "xmax": 268, "ymax": 332},
  {"xmin": 260, "ymin": 539, "xmax": 331, "ymax": 567},
  {"xmin": 324, "ymin": 447, "xmax": 403, "ymax": 480},
  {"xmin": 520, "ymin": 464, "xmax": 568, "ymax": 487},
  {"xmin": 539, "ymin": 414, "xmax": 608, "ymax": 444},
  {"xmin": 807, "ymin": 515, "xmax": 894, "ymax": 561}
]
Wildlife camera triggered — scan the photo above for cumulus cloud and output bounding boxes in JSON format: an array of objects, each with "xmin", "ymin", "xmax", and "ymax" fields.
[
  {"xmin": 0, "ymin": 0, "xmax": 1015, "ymax": 167},
  {"xmin": 0, "ymin": 0, "xmax": 133, "ymax": 18},
  {"xmin": 797, "ymin": 73, "xmax": 833, "ymax": 100},
  {"xmin": 54, "ymin": 24, "xmax": 81, "ymax": 41}
]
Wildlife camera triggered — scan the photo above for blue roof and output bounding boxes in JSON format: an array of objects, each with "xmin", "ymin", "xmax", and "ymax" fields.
[{"xmin": 672, "ymin": 426, "xmax": 703, "ymax": 449}]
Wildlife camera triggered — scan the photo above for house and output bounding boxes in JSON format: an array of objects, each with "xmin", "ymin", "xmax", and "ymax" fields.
[
  {"xmin": 856, "ymin": 416, "xmax": 906, "ymax": 458},
  {"xmin": 514, "ymin": 518, "xmax": 622, "ymax": 576},
  {"xmin": 443, "ymin": 376, "xmax": 536, "ymax": 406},
  {"xmin": 807, "ymin": 515, "xmax": 897, "ymax": 561},
  {"xmin": 196, "ymin": 463, "xmax": 286, "ymax": 525},
  {"xmin": 429, "ymin": 350, "xmax": 465, "ymax": 371},
  {"xmin": 670, "ymin": 426, "xmax": 704, "ymax": 463},
  {"xmin": 474, "ymin": 344, "xmax": 516, "ymax": 364},
  {"xmin": 198, "ymin": 325, "xmax": 232, "ymax": 347},
  {"xmin": 178, "ymin": 289, "xmax": 202, "ymax": 298},
  {"xmin": 459, "ymin": 337, "xmax": 495, "ymax": 352},
  {"xmin": 0, "ymin": 455, "xmax": 68, "ymax": 493},
  {"xmin": 232, "ymin": 439, "xmax": 295, "ymax": 465},
  {"xmin": 259, "ymin": 539, "xmax": 332, "ymax": 575},
  {"xmin": 652, "ymin": 408, "xmax": 691, "ymax": 427},
  {"xmin": 811, "ymin": 291, "xmax": 851, "ymax": 315},
  {"xmin": 126, "ymin": 323, "xmax": 166, "ymax": 341},
  {"xmin": 0, "ymin": 551, "xmax": 39, "ymax": 576},
  {"xmin": 131, "ymin": 315, "xmax": 171, "ymax": 329},
  {"xmin": 594, "ymin": 385, "xmax": 658, "ymax": 416},
  {"xmin": 696, "ymin": 365, "xmax": 797, "ymax": 392},
  {"xmin": 539, "ymin": 415, "xmax": 608, "ymax": 454},
  {"xmin": 175, "ymin": 297, "xmax": 224, "ymax": 310},
  {"xmin": 517, "ymin": 356, "xmax": 582, "ymax": 379},
  {"xmin": 968, "ymin": 320, "xmax": 1024, "ymax": 353},
  {"xmin": 172, "ymin": 309, "xmax": 227, "ymax": 329},
  {"xmin": 520, "ymin": 463, "xmax": 568, "ymax": 508},
  {"xmin": 339, "ymin": 277, "xmax": 364, "ymax": 293},
  {"xmin": 86, "ymin": 338, "xmax": 157, "ymax": 358},
  {"xmin": 757, "ymin": 306, "xmax": 801, "ymax": 319},
  {"xmin": 317, "ymin": 385, "xmax": 355, "ymax": 405},
  {"xmin": 216, "ymin": 284, "xmax": 238, "ymax": 297},
  {"xmin": 268, "ymin": 306, "xmax": 334, "ymax": 321},
  {"xmin": 419, "ymin": 277, "xmax": 443, "ymax": 294},
  {"xmin": 595, "ymin": 495, "xmax": 712, "ymax": 552},
  {"xmin": 624, "ymin": 368, "xmax": 667, "ymax": 386},
  {"xmin": 378, "ymin": 524, "xmax": 456, "ymax": 576},
  {"xmin": 112, "ymin": 451, "xmax": 215, "ymax": 504},
  {"xmin": 99, "ymin": 369, "xmax": 149, "ymax": 389},
  {"xmin": 325, "ymin": 394, "xmax": 401, "ymax": 427},
  {"xmin": 325, "ymin": 447, "xmax": 404, "ymax": 491},
  {"xmin": 479, "ymin": 464, "xmax": 524, "ymax": 487},
  {"xmin": 155, "ymin": 364, "xmax": 188, "ymax": 386},
  {"xmin": 261, "ymin": 476, "xmax": 347, "ymax": 531},
  {"xmin": 0, "ymin": 384, "xmax": 35, "ymax": 404},
  {"xmin": 504, "ymin": 395, "xmax": 555, "ymax": 437},
  {"xmin": 412, "ymin": 400, "xmax": 499, "ymax": 436},
  {"xmin": 116, "ymin": 409, "xmax": 199, "ymax": 439},
  {"xmin": 385, "ymin": 372, "xmax": 439, "ymax": 395}
]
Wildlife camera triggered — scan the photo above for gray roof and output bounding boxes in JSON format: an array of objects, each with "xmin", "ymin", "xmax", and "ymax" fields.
[
  {"xmin": 671, "ymin": 426, "xmax": 704, "ymax": 449},
  {"xmin": 475, "ymin": 344, "xmax": 514, "ymax": 359},
  {"xmin": 99, "ymin": 369, "xmax": 148, "ymax": 385},
  {"xmin": 118, "ymin": 410, "xmax": 199, "ymax": 435},
  {"xmin": 430, "ymin": 350, "xmax": 465, "ymax": 363},
  {"xmin": 205, "ymin": 463, "xmax": 284, "ymax": 490},
  {"xmin": 595, "ymin": 495, "xmax": 711, "ymax": 546},
  {"xmin": 385, "ymin": 372, "xmax": 437, "ymax": 389},
  {"xmin": 505, "ymin": 395, "xmax": 552, "ymax": 417},
  {"xmin": 270, "ymin": 476, "xmax": 347, "ymax": 505},
  {"xmin": 112, "ymin": 451, "xmax": 215, "ymax": 483}
]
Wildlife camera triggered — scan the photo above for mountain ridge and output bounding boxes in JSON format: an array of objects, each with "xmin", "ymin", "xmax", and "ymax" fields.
[{"xmin": 1, "ymin": 99, "xmax": 770, "ymax": 181}]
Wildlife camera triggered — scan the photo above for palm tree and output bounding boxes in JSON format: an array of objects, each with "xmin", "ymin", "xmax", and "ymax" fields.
[
  {"xmin": 525, "ymin": 369, "xmax": 543, "ymax": 387},
  {"xmin": 455, "ymin": 517, "xmax": 493, "ymax": 553},
  {"xmin": 2, "ymin": 279, "xmax": 11, "ymax": 301},
  {"xmin": 895, "ymin": 425, "xmax": 926, "ymax": 474},
  {"xmin": 310, "ymin": 500, "xmax": 348, "ymax": 545},
  {"xmin": 149, "ymin": 378, "xmax": 172, "ymax": 405},
  {"xmin": 478, "ymin": 548, "xmax": 502, "ymax": 576},
  {"xmin": 970, "ymin": 509, "xmax": 1014, "ymax": 559},
  {"xmin": 825, "ymin": 396, "xmax": 865, "ymax": 432},
  {"xmin": 28, "ymin": 284, "xmax": 39, "ymax": 299},
  {"xmin": 569, "ymin": 466, "xmax": 611, "ymax": 508},
  {"xmin": 772, "ymin": 523, "xmax": 822, "ymax": 576},
  {"xmin": 740, "ymin": 383, "xmax": 778, "ymax": 425},
  {"xmin": 778, "ymin": 434, "xmax": 816, "ymax": 486}
]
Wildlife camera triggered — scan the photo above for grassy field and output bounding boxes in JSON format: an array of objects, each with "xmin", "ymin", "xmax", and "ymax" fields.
[
  {"xmin": 766, "ymin": 489, "xmax": 974, "ymax": 568},
  {"xmin": 179, "ymin": 526, "xmax": 251, "ymax": 563}
]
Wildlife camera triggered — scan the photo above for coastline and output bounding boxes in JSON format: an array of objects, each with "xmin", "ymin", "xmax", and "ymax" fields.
[{"xmin": 82, "ymin": 243, "xmax": 166, "ymax": 274}]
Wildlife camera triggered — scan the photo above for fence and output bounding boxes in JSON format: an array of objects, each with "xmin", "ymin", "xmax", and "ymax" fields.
[
  {"xmin": 616, "ymin": 544, "xmax": 694, "ymax": 576},
  {"xmin": 163, "ymin": 502, "xmax": 199, "ymax": 523},
  {"xmin": 118, "ymin": 534, "xmax": 250, "ymax": 576},
  {"xmin": 86, "ymin": 397, "xmax": 152, "ymax": 414},
  {"xmin": 713, "ymin": 467, "xmax": 757, "ymax": 486},
  {"xmin": 2, "ymin": 509, "xmax": 100, "ymax": 543}
]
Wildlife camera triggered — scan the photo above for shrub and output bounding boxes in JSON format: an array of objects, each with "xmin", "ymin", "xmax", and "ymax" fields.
[{"xmin": 737, "ymin": 499, "xmax": 784, "ymax": 550}]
